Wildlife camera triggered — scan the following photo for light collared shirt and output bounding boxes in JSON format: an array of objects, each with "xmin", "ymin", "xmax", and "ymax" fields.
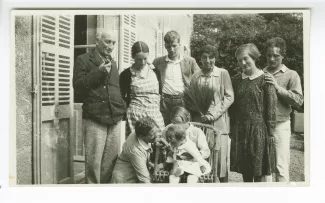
[
  {"xmin": 162, "ymin": 55, "xmax": 185, "ymax": 95},
  {"xmin": 263, "ymin": 64, "xmax": 303, "ymax": 122},
  {"xmin": 110, "ymin": 132, "xmax": 152, "ymax": 183},
  {"xmin": 137, "ymin": 137, "xmax": 153, "ymax": 153},
  {"xmin": 241, "ymin": 69, "xmax": 264, "ymax": 80}
]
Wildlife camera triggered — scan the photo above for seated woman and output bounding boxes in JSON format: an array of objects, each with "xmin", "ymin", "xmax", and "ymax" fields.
[
  {"xmin": 110, "ymin": 117, "xmax": 161, "ymax": 183},
  {"xmin": 163, "ymin": 106, "xmax": 210, "ymax": 159},
  {"xmin": 119, "ymin": 41, "xmax": 164, "ymax": 135},
  {"xmin": 165, "ymin": 124, "xmax": 211, "ymax": 184}
]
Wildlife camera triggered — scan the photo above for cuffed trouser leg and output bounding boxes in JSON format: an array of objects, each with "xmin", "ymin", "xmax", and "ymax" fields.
[
  {"xmin": 274, "ymin": 120, "xmax": 291, "ymax": 182},
  {"xmin": 84, "ymin": 119, "xmax": 121, "ymax": 184},
  {"xmin": 262, "ymin": 120, "xmax": 291, "ymax": 182}
]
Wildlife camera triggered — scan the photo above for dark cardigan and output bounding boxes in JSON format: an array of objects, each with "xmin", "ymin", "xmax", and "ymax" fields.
[
  {"xmin": 119, "ymin": 66, "xmax": 162, "ymax": 107},
  {"xmin": 73, "ymin": 49, "xmax": 127, "ymax": 125}
]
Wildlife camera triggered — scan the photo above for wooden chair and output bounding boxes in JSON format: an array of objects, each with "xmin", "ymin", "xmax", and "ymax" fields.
[{"xmin": 152, "ymin": 122, "xmax": 222, "ymax": 183}]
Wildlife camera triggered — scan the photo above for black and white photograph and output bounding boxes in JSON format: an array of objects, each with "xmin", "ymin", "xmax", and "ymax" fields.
[{"xmin": 10, "ymin": 9, "xmax": 309, "ymax": 186}]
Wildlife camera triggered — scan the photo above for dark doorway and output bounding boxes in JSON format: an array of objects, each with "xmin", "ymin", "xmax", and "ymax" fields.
[
  {"xmin": 74, "ymin": 15, "xmax": 87, "ymax": 103},
  {"xmin": 73, "ymin": 15, "xmax": 98, "ymax": 103},
  {"xmin": 74, "ymin": 15, "xmax": 87, "ymax": 61}
]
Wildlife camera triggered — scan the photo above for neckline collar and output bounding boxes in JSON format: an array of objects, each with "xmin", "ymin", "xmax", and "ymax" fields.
[
  {"xmin": 242, "ymin": 69, "xmax": 264, "ymax": 80},
  {"xmin": 165, "ymin": 55, "xmax": 184, "ymax": 63},
  {"xmin": 263, "ymin": 64, "xmax": 288, "ymax": 74},
  {"xmin": 137, "ymin": 136, "xmax": 152, "ymax": 151},
  {"xmin": 198, "ymin": 66, "xmax": 220, "ymax": 77},
  {"xmin": 130, "ymin": 64, "xmax": 149, "ymax": 79},
  {"xmin": 94, "ymin": 49, "xmax": 112, "ymax": 62}
]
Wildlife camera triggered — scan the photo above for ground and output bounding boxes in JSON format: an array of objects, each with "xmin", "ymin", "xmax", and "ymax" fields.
[
  {"xmin": 228, "ymin": 148, "xmax": 305, "ymax": 182},
  {"xmin": 229, "ymin": 133, "xmax": 305, "ymax": 182}
]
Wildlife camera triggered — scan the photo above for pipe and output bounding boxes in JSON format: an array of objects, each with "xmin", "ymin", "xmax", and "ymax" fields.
[{"xmin": 32, "ymin": 15, "xmax": 42, "ymax": 184}]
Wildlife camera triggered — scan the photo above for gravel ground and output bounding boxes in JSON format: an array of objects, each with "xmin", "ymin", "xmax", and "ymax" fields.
[{"xmin": 228, "ymin": 134, "xmax": 305, "ymax": 183}]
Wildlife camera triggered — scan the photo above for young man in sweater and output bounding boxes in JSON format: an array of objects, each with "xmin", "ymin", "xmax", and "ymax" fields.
[{"xmin": 263, "ymin": 37, "xmax": 303, "ymax": 182}]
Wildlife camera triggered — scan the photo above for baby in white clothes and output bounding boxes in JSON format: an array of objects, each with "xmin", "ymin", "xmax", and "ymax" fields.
[{"xmin": 165, "ymin": 124, "xmax": 211, "ymax": 183}]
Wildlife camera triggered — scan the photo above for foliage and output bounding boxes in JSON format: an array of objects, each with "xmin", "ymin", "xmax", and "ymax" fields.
[
  {"xmin": 184, "ymin": 84, "xmax": 215, "ymax": 116},
  {"xmin": 190, "ymin": 13, "xmax": 304, "ymax": 93}
]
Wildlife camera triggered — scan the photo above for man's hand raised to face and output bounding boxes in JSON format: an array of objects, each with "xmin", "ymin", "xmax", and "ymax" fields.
[{"xmin": 99, "ymin": 60, "xmax": 112, "ymax": 74}]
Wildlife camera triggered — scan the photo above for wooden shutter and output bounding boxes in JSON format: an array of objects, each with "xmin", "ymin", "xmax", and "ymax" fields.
[
  {"xmin": 119, "ymin": 14, "xmax": 137, "ymax": 72},
  {"xmin": 39, "ymin": 15, "xmax": 74, "ymax": 184},
  {"xmin": 156, "ymin": 30, "xmax": 163, "ymax": 58},
  {"xmin": 162, "ymin": 27, "xmax": 172, "ymax": 56}
]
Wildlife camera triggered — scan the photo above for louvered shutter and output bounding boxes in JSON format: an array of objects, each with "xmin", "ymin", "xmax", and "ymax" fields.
[
  {"xmin": 162, "ymin": 27, "xmax": 172, "ymax": 56},
  {"xmin": 39, "ymin": 15, "xmax": 74, "ymax": 184},
  {"xmin": 119, "ymin": 15, "xmax": 137, "ymax": 72},
  {"xmin": 156, "ymin": 30, "xmax": 163, "ymax": 57}
]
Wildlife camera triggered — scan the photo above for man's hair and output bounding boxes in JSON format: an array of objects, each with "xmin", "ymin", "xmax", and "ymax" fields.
[
  {"xmin": 95, "ymin": 30, "xmax": 116, "ymax": 41},
  {"xmin": 165, "ymin": 124, "xmax": 187, "ymax": 143},
  {"xmin": 135, "ymin": 117, "xmax": 158, "ymax": 138},
  {"xmin": 200, "ymin": 45, "xmax": 219, "ymax": 59},
  {"xmin": 264, "ymin": 37, "xmax": 286, "ymax": 57},
  {"xmin": 164, "ymin": 30, "xmax": 181, "ymax": 44},
  {"xmin": 235, "ymin": 43, "xmax": 261, "ymax": 61}
]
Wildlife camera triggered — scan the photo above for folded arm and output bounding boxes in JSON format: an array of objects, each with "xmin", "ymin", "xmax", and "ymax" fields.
[
  {"xmin": 276, "ymin": 72, "xmax": 303, "ymax": 108},
  {"xmin": 207, "ymin": 70, "xmax": 234, "ymax": 120},
  {"xmin": 196, "ymin": 129, "xmax": 210, "ymax": 159}
]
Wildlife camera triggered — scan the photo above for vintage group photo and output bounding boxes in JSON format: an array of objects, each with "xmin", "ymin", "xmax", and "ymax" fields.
[{"xmin": 12, "ymin": 10, "xmax": 308, "ymax": 185}]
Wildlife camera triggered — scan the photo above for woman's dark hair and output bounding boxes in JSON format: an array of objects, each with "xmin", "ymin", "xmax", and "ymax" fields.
[
  {"xmin": 165, "ymin": 124, "xmax": 187, "ymax": 143},
  {"xmin": 235, "ymin": 43, "xmax": 261, "ymax": 61},
  {"xmin": 135, "ymin": 117, "xmax": 158, "ymax": 138},
  {"xmin": 131, "ymin": 41, "xmax": 149, "ymax": 58},
  {"xmin": 170, "ymin": 106, "xmax": 191, "ymax": 123},
  {"xmin": 200, "ymin": 45, "xmax": 218, "ymax": 59},
  {"xmin": 164, "ymin": 30, "xmax": 181, "ymax": 44},
  {"xmin": 264, "ymin": 37, "xmax": 287, "ymax": 57}
]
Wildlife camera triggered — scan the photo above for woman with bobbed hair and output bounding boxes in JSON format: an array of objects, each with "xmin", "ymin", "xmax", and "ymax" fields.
[
  {"xmin": 190, "ymin": 44, "xmax": 234, "ymax": 182},
  {"xmin": 230, "ymin": 43, "xmax": 277, "ymax": 182}
]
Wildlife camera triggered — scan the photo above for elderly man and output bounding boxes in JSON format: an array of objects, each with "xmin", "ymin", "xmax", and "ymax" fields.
[
  {"xmin": 73, "ymin": 31, "xmax": 126, "ymax": 183},
  {"xmin": 153, "ymin": 30, "xmax": 200, "ymax": 125},
  {"xmin": 263, "ymin": 37, "xmax": 303, "ymax": 182}
]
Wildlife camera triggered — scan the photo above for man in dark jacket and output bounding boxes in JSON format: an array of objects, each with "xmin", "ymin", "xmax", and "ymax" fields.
[
  {"xmin": 73, "ymin": 31, "xmax": 126, "ymax": 183},
  {"xmin": 153, "ymin": 30, "xmax": 200, "ymax": 125}
]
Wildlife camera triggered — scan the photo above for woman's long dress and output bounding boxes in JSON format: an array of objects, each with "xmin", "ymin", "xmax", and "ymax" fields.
[{"xmin": 230, "ymin": 72, "xmax": 276, "ymax": 176}]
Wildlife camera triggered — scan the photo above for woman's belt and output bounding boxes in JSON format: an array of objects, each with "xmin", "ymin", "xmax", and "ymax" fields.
[{"xmin": 162, "ymin": 93, "xmax": 184, "ymax": 99}]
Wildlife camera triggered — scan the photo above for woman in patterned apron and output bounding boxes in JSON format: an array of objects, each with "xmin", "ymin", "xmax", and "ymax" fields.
[{"xmin": 120, "ymin": 41, "xmax": 165, "ymax": 134}]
